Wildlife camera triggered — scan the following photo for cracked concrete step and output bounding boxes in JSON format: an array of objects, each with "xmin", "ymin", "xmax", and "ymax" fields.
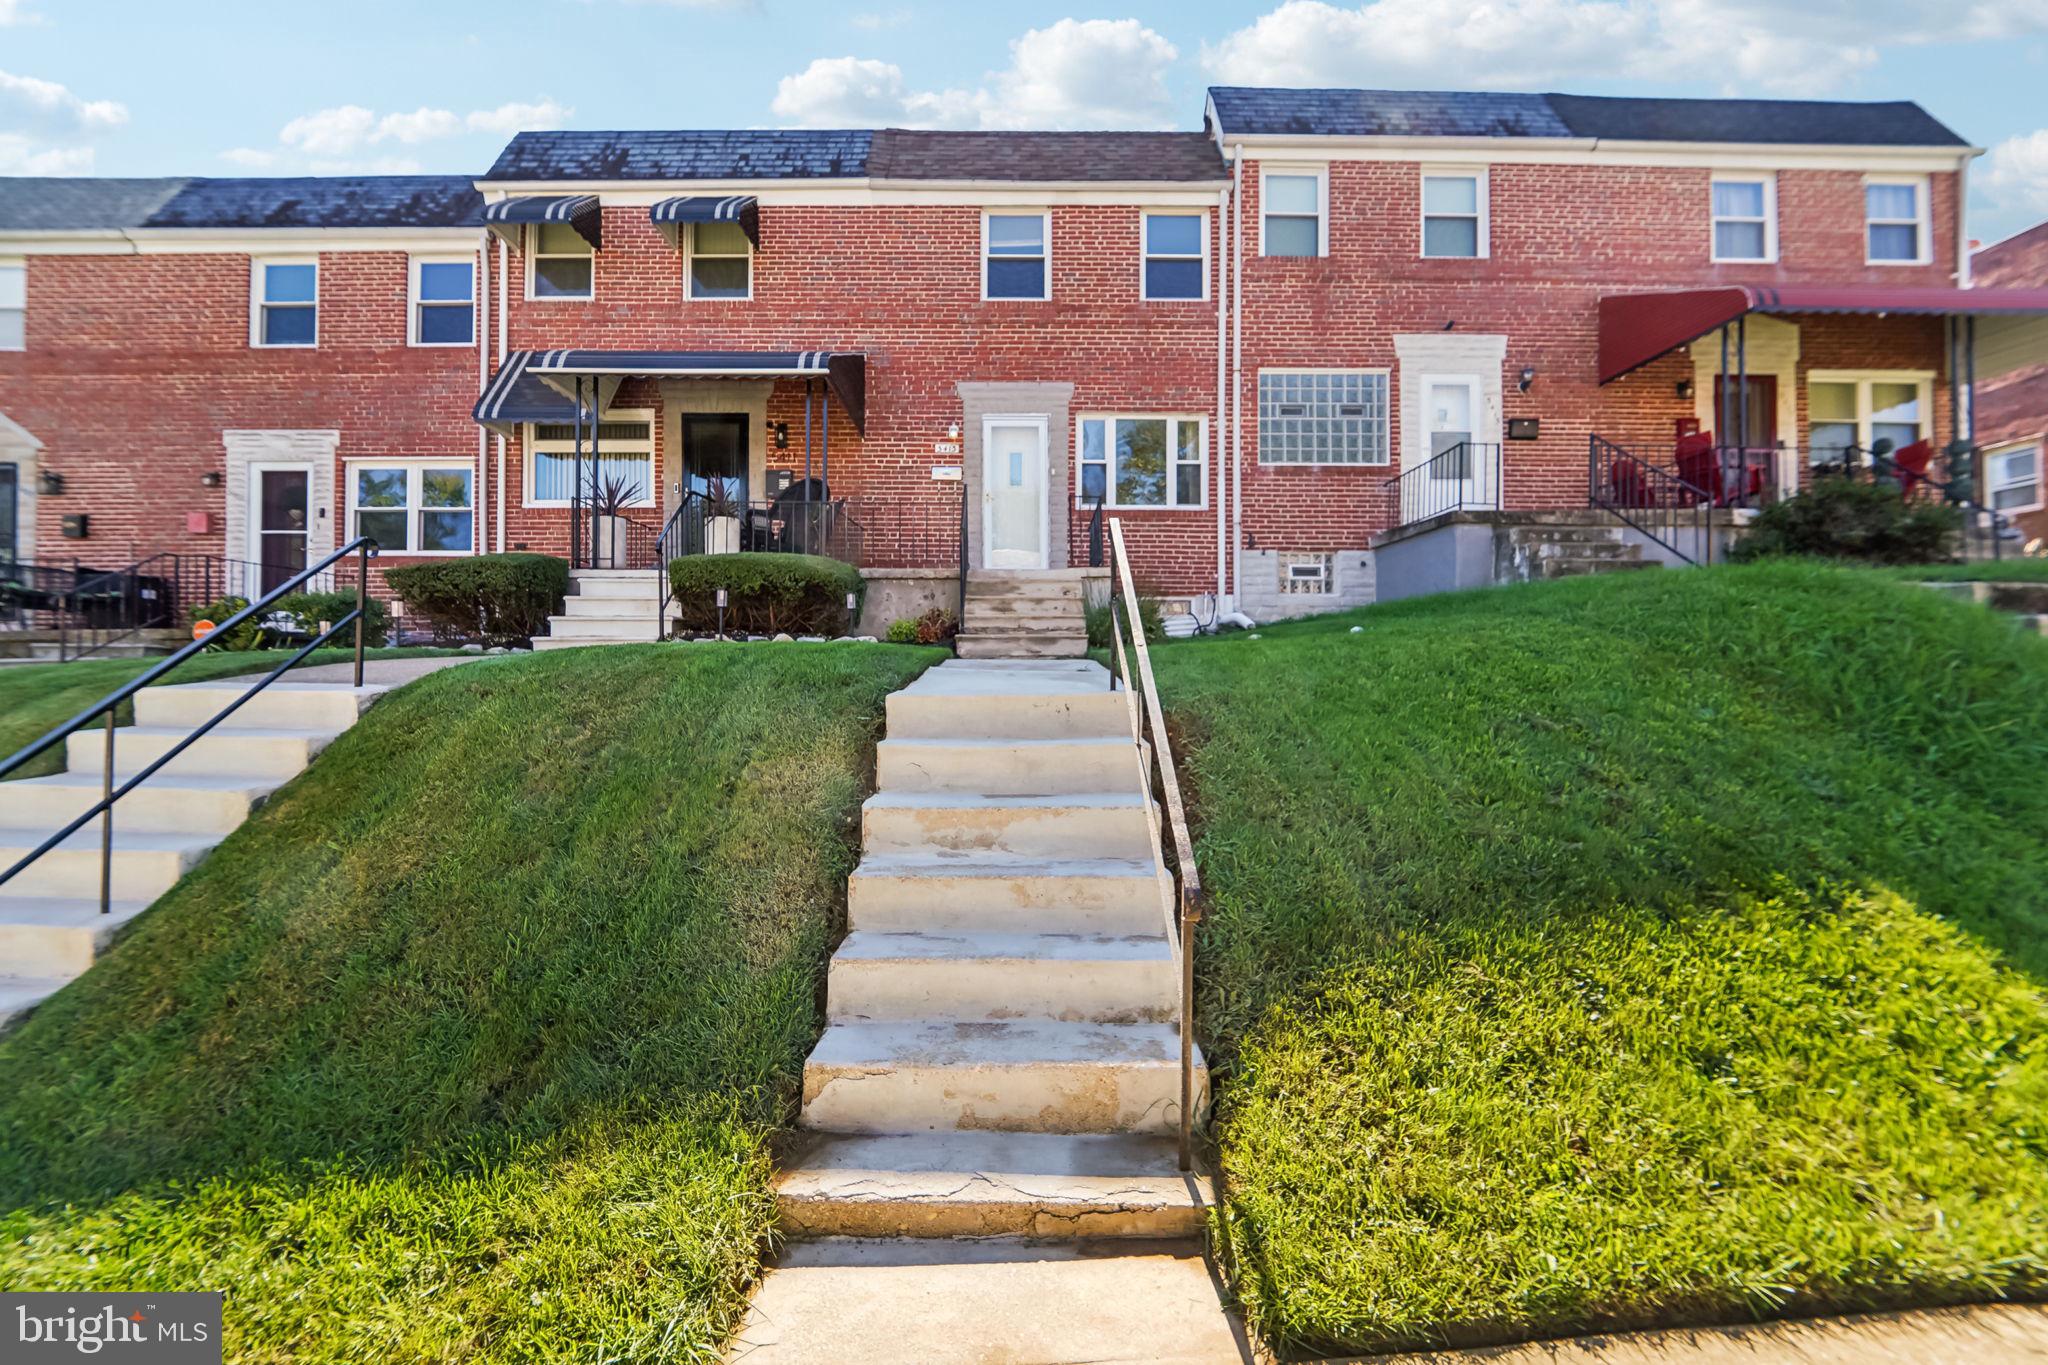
[
  {"xmin": 729, "ymin": 1237, "xmax": 1241, "ymax": 1364},
  {"xmin": 828, "ymin": 931, "xmax": 1176, "ymax": 1023},
  {"xmin": 64, "ymin": 724, "xmax": 340, "ymax": 781},
  {"xmin": 776, "ymin": 1131, "xmax": 1208, "ymax": 1238},
  {"xmin": 954, "ymin": 633, "xmax": 1089, "ymax": 660},
  {"xmin": 131, "ymin": 680, "xmax": 389, "ymax": 731},
  {"xmin": 800, "ymin": 1019, "xmax": 1205, "ymax": 1134},
  {"xmin": 959, "ymin": 612, "xmax": 1087, "ymax": 635},
  {"xmin": 0, "ymin": 826, "xmax": 219, "ymax": 902},
  {"xmin": 0, "ymin": 974, "xmax": 71, "ymax": 1028},
  {"xmin": 567, "ymin": 574, "xmax": 663, "ymax": 600},
  {"xmin": 0, "ymin": 896, "xmax": 153, "ymax": 976},
  {"xmin": 862, "ymin": 790, "xmax": 1154, "ymax": 860},
  {"xmin": 885, "ymin": 662, "xmax": 1126, "ymax": 740},
  {"xmin": 847, "ymin": 853, "xmax": 1166, "ymax": 936},
  {"xmin": 875, "ymin": 736, "xmax": 1143, "ymax": 795},
  {"xmin": 0, "ymin": 769, "xmax": 282, "ymax": 835}
]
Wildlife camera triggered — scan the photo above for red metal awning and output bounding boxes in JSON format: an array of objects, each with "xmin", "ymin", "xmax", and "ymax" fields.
[{"xmin": 1598, "ymin": 285, "xmax": 2048, "ymax": 384}]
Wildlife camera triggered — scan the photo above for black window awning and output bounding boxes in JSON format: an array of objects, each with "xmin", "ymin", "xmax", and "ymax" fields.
[
  {"xmin": 482, "ymin": 195, "xmax": 602, "ymax": 251},
  {"xmin": 650, "ymin": 195, "xmax": 760, "ymax": 248},
  {"xmin": 471, "ymin": 351, "xmax": 621, "ymax": 432},
  {"xmin": 472, "ymin": 349, "xmax": 865, "ymax": 434}
]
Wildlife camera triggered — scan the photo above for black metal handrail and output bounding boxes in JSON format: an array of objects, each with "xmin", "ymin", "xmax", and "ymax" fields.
[
  {"xmin": 1102, "ymin": 517, "xmax": 1203, "ymax": 1172},
  {"xmin": 1820, "ymin": 444, "xmax": 2018, "ymax": 561},
  {"xmin": 1086, "ymin": 495, "xmax": 1106, "ymax": 568},
  {"xmin": 1589, "ymin": 435, "xmax": 1716, "ymax": 566},
  {"xmin": 0, "ymin": 536, "xmax": 378, "ymax": 916},
  {"xmin": 1380, "ymin": 441, "xmax": 1503, "ymax": 527}
]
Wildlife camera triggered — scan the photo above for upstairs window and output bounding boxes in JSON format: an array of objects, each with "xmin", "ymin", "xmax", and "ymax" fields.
[
  {"xmin": 530, "ymin": 222, "xmax": 594, "ymax": 299},
  {"xmin": 1711, "ymin": 175, "xmax": 1775, "ymax": 262},
  {"xmin": 1420, "ymin": 171, "xmax": 1485, "ymax": 258},
  {"xmin": 984, "ymin": 212, "xmax": 1049, "ymax": 300},
  {"xmin": 253, "ymin": 260, "xmax": 317, "ymax": 347},
  {"xmin": 1142, "ymin": 212, "xmax": 1205, "ymax": 300},
  {"xmin": 351, "ymin": 463, "xmax": 474, "ymax": 553},
  {"xmin": 686, "ymin": 222, "xmax": 752, "ymax": 300},
  {"xmin": 1866, "ymin": 178, "xmax": 1928, "ymax": 264},
  {"xmin": 411, "ymin": 257, "xmax": 475, "ymax": 346},
  {"xmin": 1258, "ymin": 370, "xmax": 1389, "ymax": 465},
  {"xmin": 1078, "ymin": 415, "xmax": 1205, "ymax": 507},
  {"xmin": 0, "ymin": 263, "xmax": 21, "ymax": 350},
  {"xmin": 1262, "ymin": 171, "xmax": 1323, "ymax": 257}
]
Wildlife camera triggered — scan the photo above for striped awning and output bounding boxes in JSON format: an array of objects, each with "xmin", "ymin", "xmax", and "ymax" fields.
[
  {"xmin": 472, "ymin": 351, "xmax": 620, "ymax": 433},
  {"xmin": 481, "ymin": 195, "xmax": 602, "ymax": 250},
  {"xmin": 649, "ymin": 195, "xmax": 759, "ymax": 247},
  {"xmin": 473, "ymin": 350, "xmax": 866, "ymax": 434}
]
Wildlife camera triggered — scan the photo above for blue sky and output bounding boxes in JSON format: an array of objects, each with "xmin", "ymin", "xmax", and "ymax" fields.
[{"xmin": 4, "ymin": 0, "xmax": 2045, "ymax": 244}]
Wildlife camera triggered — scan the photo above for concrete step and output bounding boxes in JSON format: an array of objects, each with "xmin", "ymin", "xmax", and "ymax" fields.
[
  {"xmin": 568, "ymin": 573, "xmax": 664, "ymax": 600},
  {"xmin": 0, "ymin": 974, "xmax": 70, "ymax": 1028},
  {"xmin": 862, "ymin": 791, "xmax": 1154, "ymax": 860},
  {"xmin": 885, "ymin": 671, "xmax": 1128, "ymax": 741},
  {"xmin": 828, "ymin": 931, "xmax": 1176, "ymax": 1023},
  {"xmin": 1506, "ymin": 525, "xmax": 1627, "ymax": 546},
  {"xmin": 876, "ymin": 737, "xmax": 1144, "ymax": 795},
  {"xmin": 0, "ymin": 826, "xmax": 218, "ymax": 903},
  {"xmin": 776, "ymin": 1132, "xmax": 1207, "ymax": 1239},
  {"xmin": 131, "ymin": 681, "xmax": 386, "ymax": 731},
  {"xmin": 1526, "ymin": 539, "xmax": 1634, "ymax": 559},
  {"xmin": 0, "ymin": 770, "xmax": 281, "ymax": 835},
  {"xmin": 1538, "ymin": 556, "xmax": 1658, "ymax": 579},
  {"xmin": 65, "ymin": 724, "xmax": 337, "ymax": 781},
  {"xmin": 960, "ymin": 608, "xmax": 1088, "ymax": 633},
  {"xmin": 730, "ymin": 1238, "xmax": 1240, "ymax": 1364},
  {"xmin": 800, "ymin": 1020, "xmax": 1203, "ymax": 1134},
  {"xmin": 560, "ymin": 593, "xmax": 661, "ymax": 618},
  {"xmin": 0, "ymin": 896, "xmax": 154, "ymax": 976},
  {"xmin": 542, "ymin": 614, "xmax": 659, "ymax": 641},
  {"xmin": 848, "ymin": 853, "xmax": 1166, "ymax": 936},
  {"xmin": 956, "ymin": 633, "xmax": 1089, "ymax": 660}
]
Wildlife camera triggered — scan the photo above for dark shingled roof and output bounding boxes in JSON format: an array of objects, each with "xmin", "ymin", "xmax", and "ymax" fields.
[
  {"xmin": 1208, "ymin": 87, "xmax": 1969, "ymax": 147},
  {"xmin": 144, "ymin": 176, "xmax": 484, "ymax": 229},
  {"xmin": 867, "ymin": 130, "xmax": 1226, "ymax": 182},
  {"xmin": 484, "ymin": 130, "xmax": 874, "ymax": 182},
  {"xmin": 0, "ymin": 177, "xmax": 191, "ymax": 232}
]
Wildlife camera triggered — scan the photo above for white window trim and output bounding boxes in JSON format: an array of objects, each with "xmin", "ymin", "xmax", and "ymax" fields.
[
  {"xmin": 1259, "ymin": 164, "xmax": 1329, "ymax": 259},
  {"xmin": 1139, "ymin": 209, "xmax": 1210, "ymax": 302},
  {"xmin": 1805, "ymin": 369, "xmax": 1936, "ymax": 452},
  {"xmin": 408, "ymin": 254, "xmax": 476, "ymax": 348},
  {"xmin": 1864, "ymin": 174, "xmax": 1932, "ymax": 266},
  {"xmin": 683, "ymin": 221, "xmax": 754, "ymax": 302},
  {"xmin": 0, "ymin": 258, "xmax": 22, "ymax": 352},
  {"xmin": 525, "ymin": 222, "xmax": 595, "ymax": 302},
  {"xmin": 250, "ymin": 256, "xmax": 318, "ymax": 349},
  {"xmin": 1256, "ymin": 366, "xmax": 1394, "ymax": 468},
  {"xmin": 1074, "ymin": 413, "xmax": 1208, "ymax": 509},
  {"xmin": 1986, "ymin": 439, "xmax": 2044, "ymax": 515},
  {"xmin": 522, "ymin": 409, "xmax": 657, "ymax": 509},
  {"xmin": 1419, "ymin": 166, "xmax": 1489, "ymax": 260},
  {"xmin": 345, "ymin": 458, "xmax": 478, "ymax": 556},
  {"xmin": 982, "ymin": 209, "xmax": 1051, "ymax": 302},
  {"xmin": 1710, "ymin": 171, "xmax": 1778, "ymax": 264}
]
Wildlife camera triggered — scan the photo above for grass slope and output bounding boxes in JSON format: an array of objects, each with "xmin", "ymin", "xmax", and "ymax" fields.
[
  {"xmin": 0, "ymin": 642, "xmax": 940, "ymax": 1362},
  {"xmin": 1154, "ymin": 563, "xmax": 2048, "ymax": 1356}
]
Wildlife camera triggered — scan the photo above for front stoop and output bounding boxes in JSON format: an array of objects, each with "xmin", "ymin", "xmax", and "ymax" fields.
[
  {"xmin": 955, "ymin": 569, "xmax": 1094, "ymax": 659},
  {"xmin": 729, "ymin": 655, "xmax": 1235, "ymax": 1362},
  {"xmin": 533, "ymin": 569, "xmax": 664, "ymax": 650}
]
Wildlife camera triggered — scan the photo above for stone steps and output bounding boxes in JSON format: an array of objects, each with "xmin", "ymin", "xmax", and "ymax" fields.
[
  {"xmin": 955, "ymin": 631, "xmax": 1089, "ymax": 660},
  {"xmin": 67, "ymin": 724, "xmax": 343, "ymax": 781},
  {"xmin": 847, "ymin": 853, "xmax": 1165, "ymax": 936},
  {"xmin": 876, "ymin": 736, "xmax": 1144, "ymax": 795},
  {"xmin": 828, "ymin": 930, "xmax": 1176, "ymax": 1023},
  {"xmin": 861, "ymin": 790, "xmax": 1155, "ymax": 859},
  {"xmin": 1538, "ymin": 555, "xmax": 1660, "ymax": 578},
  {"xmin": 533, "ymin": 570, "xmax": 664, "ymax": 649}
]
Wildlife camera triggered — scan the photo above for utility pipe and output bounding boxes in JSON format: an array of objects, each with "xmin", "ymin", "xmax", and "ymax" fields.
[
  {"xmin": 1230, "ymin": 150, "xmax": 1244, "ymax": 606},
  {"xmin": 1214, "ymin": 166, "xmax": 1231, "ymax": 605}
]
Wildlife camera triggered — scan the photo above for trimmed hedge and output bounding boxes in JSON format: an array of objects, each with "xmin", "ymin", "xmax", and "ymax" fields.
[
  {"xmin": 668, "ymin": 554, "xmax": 863, "ymax": 636},
  {"xmin": 1731, "ymin": 480, "xmax": 1960, "ymax": 565},
  {"xmin": 274, "ymin": 590, "xmax": 392, "ymax": 648},
  {"xmin": 385, "ymin": 554, "xmax": 568, "ymax": 645}
]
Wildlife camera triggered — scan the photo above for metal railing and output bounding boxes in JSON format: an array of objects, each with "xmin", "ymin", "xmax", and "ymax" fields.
[
  {"xmin": 1589, "ymin": 435, "xmax": 1716, "ymax": 566},
  {"xmin": 1812, "ymin": 445, "xmax": 2019, "ymax": 561},
  {"xmin": 1102, "ymin": 517, "xmax": 1204, "ymax": 1172},
  {"xmin": 661, "ymin": 491, "xmax": 864, "ymax": 564},
  {"xmin": 0, "ymin": 537, "xmax": 378, "ymax": 916},
  {"xmin": 1380, "ymin": 441, "xmax": 1503, "ymax": 527},
  {"xmin": 1086, "ymin": 495, "xmax": 1106, "ymax": 568},
  {"xmin": 955, "ymin": 480, "xmax": 969, "ymax": 657}
]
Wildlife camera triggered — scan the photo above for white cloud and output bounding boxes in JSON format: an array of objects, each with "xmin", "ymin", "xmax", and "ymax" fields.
[
  {"xmin": 0, "ymin": 1, "xmax": 34, "ymax": 25},
  {"xmin": 1980, "ymin": 128, "xmax": 2048, "ymax": 217},
  {"xmin": 0, "ymin": 131, "xmax": 91, "ymax": 174},
  {"xmin": 377, "ymin": 107, "xmax": 465, "ymax": 144},
  {"xmin": 278, "ymin": 104, "xmax": 379, "ymax": 156},
  {"xmin": 246, "ymin": 96, "xmax": 573, "ymax": 170},
  {"xmin": 774, "ymin": 18, "xmax": 1179, "ymax": 129},
  {"xmin": 850, "ymin": 8, "xmax": 910, "ymax": 29},
  {"xmin": 466, "ymin": 98, "xmax": 572, "ymax": 135},
  {"xmin": 0, "ymin": 68, "xmax": 128, "ymax": 132},
  {"xmin": 219, "ymin": 146, "xmax": 280, "ymax": 169}
]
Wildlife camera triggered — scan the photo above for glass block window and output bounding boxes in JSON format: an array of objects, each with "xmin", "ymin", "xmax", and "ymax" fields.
[
  {"xmin": 1279, "ymin": 553, "xmax": 1333, "ymax": 595},
  {"xmin": 1258, "ymin": 370, "xmax": 1389, "ymax": 465}
]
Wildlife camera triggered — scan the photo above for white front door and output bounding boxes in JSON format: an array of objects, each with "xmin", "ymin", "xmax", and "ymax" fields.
[
  {"xmin": 982, "ymin": 418, "xmax": 1048, "ymax": 569},
  {"xmin": 1413, "ymin": 375, "xmax": 1492, "ymax": 517}
]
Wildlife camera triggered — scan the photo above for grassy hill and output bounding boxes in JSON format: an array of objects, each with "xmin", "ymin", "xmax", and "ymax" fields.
[
  {"xmin": 1154, "ymin": 563, "xmax": 2048, "ymax": 1357},
  {"xmin": 0, "ymin": 642, "xmax": 940, "ymax": 1362}
]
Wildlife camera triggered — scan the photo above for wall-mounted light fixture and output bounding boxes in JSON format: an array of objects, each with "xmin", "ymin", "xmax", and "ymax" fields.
[
  {"xmin": 200, "ymin": 470, "xmax": 223, "ymax": 488},
  {"xmin": 1517, "ymin": 366, "xmax": 1537, "ymax": 394},
  {"xmin": 1675, "ymin": 379, "xmax": 1695, "ymax": 400},
  {"xmin": 947, "ymin": 422, "xmax": 962, "ymax": 440},
  {"xmin": 771, "ymin": 422, "xmax": 789, "ymax": 450},
  {"xmin": 38, "ymin": 471, "xmax": 63, "ymax": 496}
]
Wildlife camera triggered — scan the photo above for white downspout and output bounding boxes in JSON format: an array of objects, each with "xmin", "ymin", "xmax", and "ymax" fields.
[
  {"xmin": 496, "ymin": 235, "xmax": 509, "ymax": 555},
  {"xmin": 1214, "ymin": 173, "xmax": 1231, "ymax": 605},
  {"xmin": 1957, "ymin": 153, "xmax": 1974, "ymax": 287},
  {"xmin": 1230, "ymin": 150, "xmax": 1245, "ymax": 605},
  {"xmin": 477, "ymin": 230, "xmax": 490, "ymax": 552}
]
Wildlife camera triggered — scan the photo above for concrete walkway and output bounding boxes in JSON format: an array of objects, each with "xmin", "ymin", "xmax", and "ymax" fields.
[{"xmin": 289, "ymin": 654, "xmax": 482, "ymax": 685}]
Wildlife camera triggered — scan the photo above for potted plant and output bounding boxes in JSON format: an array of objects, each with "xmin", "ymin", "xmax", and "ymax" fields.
[
  {"xmin": 703, "ymin": 475, "xmax": 743, "ymax": 555},
  {"xmin": 588, "ymin": 471, "xmax": 644, "ymax": 568}
]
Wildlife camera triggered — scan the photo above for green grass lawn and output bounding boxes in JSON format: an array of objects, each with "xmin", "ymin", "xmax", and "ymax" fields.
[
  {"xmin": 1886, "ymin": 558, "xmax": 2048, "ymax": 583},
  {"xmin": 1153, "ymin": 563, "xmax": 2048, "ymax": 1357},
  {"xmin": 0, "ymin": 647, "xmax": 459, "ymax": 779},
  {"xmin": 0, "ymin": 641, "xmax": 941, "ymax": 1362}
]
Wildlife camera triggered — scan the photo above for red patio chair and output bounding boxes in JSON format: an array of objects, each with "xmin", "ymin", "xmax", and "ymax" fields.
[
  {"xmin": 1674, "ymin": 431, "xmax": 1716, "ymax": 505},
  {"xmin": 1610, "ymin": 456, "xmax": 1649, "ymax": 507},
  {"xmin": 1891, "ymin": 439, "xmax": 1933, "ymax": 499}
]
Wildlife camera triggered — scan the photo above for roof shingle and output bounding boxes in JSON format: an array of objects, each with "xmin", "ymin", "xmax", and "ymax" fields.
[
  {"xmin": 0, "ymin": 178, "xmax": 190, "ymax": 232},
  {"xmin": 143, "ymin": 177, "xmax": 484, "ymax": 229},
  {"xmin": 484, "ymin": 130, "xmax": 874, "ymax": 182},
  {"xmin": 867, "ymin": 131, "xmax": 1225, "ymax": 183}
]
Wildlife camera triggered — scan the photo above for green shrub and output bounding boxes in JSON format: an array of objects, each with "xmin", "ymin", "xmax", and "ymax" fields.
[
  {"xmin": 885, "ymin": 618, "xmax": 920, "ymax": 644},
  {"xmin": 667, "ymin": 554, "xmax": 863, "ymax": 636},
  {"xmin": 913, "ymin": 607, "xmax": 956, "ymax": 644},
  {"xmin": 1084, "ymin": 588, "xmax": 1165, "ymax": 649},
  {"xmin": 385, "ymin": 554, "xmax": 568, "ymax": 645},
  {"xmin": 273, "ymin": 589, "xmax": 391, "ymax": 648},
  {"xmin": 1731, "ymin": 479, "xmax": 1961, "ymax": 565},
  {"xmin": 188, "ymin": 596, "xmax": 267, "ymax": 651}
]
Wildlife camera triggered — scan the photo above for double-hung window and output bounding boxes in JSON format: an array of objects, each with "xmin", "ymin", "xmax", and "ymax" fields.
[
  {"xmin": 253, "ymin": 259, "xmax": 317, "ymax": 347},
  {"xmin": 984, "ymin": 212, "xmax": 1049, "ymax": 300},
  {"xmin": 525, "ymin": 412, "xmax": 655, "ymax": 506},
  {"xmin": 1257, "ymin": 370, "xmax": 1390, "ymax": 465},
  {"xmin": 411, "ymin": 257, "xmax": 475, "ymax": 346},
  {"xmin": 687, "ymin": 222, "xmax": 751, "ymax": 300},
  {"xmin": 1866, "ymin": 178, "xmax": 1929, "ymax": 264},
  {"xmin": 0, "ymin": 262, "xmax": 22, "ymax": 350},
  {"xmin": 1808, "ymin": 372, "xmax": 1931, "ymax": 463},
  {"xmin": 1262, "ymin": 170, "xmax": 1323, "ymax": 257},
  {"xmin": 1988, "ymin": 442, "xmax": 2042, "ymax": 514},
  {"xmin": 1078, "ymin": 415, "xmax": 1205, "ymax": 508},
  {"xmin": 1420, "ymin": 170, "xmax": 1485, "ymax": 258},
  {"xmin": 530, "ymin": 222, "xmax": 594, "ymax": 299},
  {"xmin": 351, "ymin": 463, "xmax": 474, "ymax": 553},
  {"xmin": 1141, "ymin": 212, "xmax": 1205, "ymax": 300},
  {"xmin": 1711, "ymin": 174, "xmax": 1775, "ymax": 262}
]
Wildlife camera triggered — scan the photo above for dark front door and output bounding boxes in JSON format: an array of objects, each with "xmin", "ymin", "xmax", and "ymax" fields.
[
  {"xmin": 1713, "ymin": 375, "xmax": 1777, "ymax": 448},
  {"xmin": 254, "ymin": 467, "xmax": 310, "ymax": 595},
  {"xmin": 0, "ymin": 463, "xmax": 16, "ymax": 563},
  {"xmin": 682, "ymin": 415, "xmax": 748, "ymax": 503}
]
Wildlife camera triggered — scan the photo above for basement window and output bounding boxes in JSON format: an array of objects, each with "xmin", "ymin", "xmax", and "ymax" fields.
[
  {"xmin": 1988, "ymin": 442, "xmax": 2042, "ymax": 514},
  {"xmin": 350, "ymin": 463, "xmax": 473, "ymax": 553},
  {"xmin": 252, "ymin": 259, "xmax": 317, "ymax": 347},
  {"xmin": 1279, "ymin": 553, "xmax": 1333, "ymax": 595}
]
